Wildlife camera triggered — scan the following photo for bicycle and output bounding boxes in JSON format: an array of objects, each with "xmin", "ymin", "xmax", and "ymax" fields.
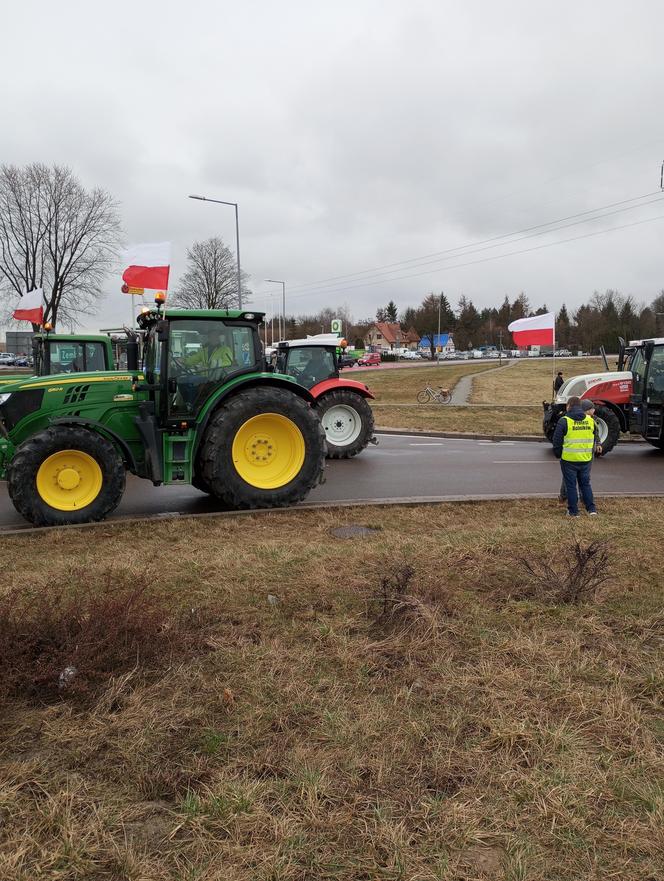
[{"xmin": 417, "ymin": 385, "xmax": 451, "ymax": 404}]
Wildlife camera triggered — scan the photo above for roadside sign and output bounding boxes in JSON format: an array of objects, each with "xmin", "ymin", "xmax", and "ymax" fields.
[
  {"xmin": 127, "ymin": 286, "xmax": 144, "ymax": 295},
  {"xmin": 331, "ymin": 318, "xmax": 342, "ymax": 334}
]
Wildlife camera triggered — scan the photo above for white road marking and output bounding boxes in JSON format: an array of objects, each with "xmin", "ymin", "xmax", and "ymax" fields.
[
  {"xmin": 409, "ymin": 442, "xmax": 445, "ymax": 446},
  {"xmin": 492, "ymin": 460, "xmax": 557, "ymax": 464}
]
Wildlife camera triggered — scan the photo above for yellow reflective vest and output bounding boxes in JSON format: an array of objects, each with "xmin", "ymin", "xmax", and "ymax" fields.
[{"xmin": 561, "ymin": 414, "xmax": 595, "ymax": 462}]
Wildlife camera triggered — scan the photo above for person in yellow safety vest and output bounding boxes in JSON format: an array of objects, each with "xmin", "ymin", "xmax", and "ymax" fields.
[
  {"xmin": 185, "ymin": 327, "xmax": 234, "ymax": 372},
  {"xmin": 177, "ymin": 326, "xmax": 234, "ymax": 411},
  {"xmin": 558, "ymin": 398, "xmax": 601, "ymax": 506},
  {"xmin": 552, "ymin": 395, "xmax": 599, "ymax": 517}
]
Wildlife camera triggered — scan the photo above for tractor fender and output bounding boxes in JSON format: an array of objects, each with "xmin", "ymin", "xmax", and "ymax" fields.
[
  {"xmin": 192, "ymin": 375, "xmax": 316, "ymax": 458},
  {"xmin": 309, "ymin": 378, "xmax": 375, "ymax": 401},
  {"xmin": 48, "ymin": 416, "xmax": 138, "ymax": 471},
  {"xmin": 582, "ymin": 398, "xmax": 629, "ymax": 433}
]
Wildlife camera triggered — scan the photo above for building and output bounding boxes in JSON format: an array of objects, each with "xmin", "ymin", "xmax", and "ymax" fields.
[
  {"xmin": 6, "ymin": 331, "xmax": 35, "ymax": 355},
  {"xmin": 418, "ymin": 333, "xmax": 455, "ymax": 355},
  {"xmin": 363, "ymin": 322, "xmax": 420, "ymax": 352}
]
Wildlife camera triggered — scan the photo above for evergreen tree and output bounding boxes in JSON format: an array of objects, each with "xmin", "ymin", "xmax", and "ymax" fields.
[{"xmin": 385, "ymin": 300, "xmax": 398, "ymax": 322}]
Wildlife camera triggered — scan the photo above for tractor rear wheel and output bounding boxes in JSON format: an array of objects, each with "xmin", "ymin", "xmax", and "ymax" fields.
[
  {"xmin": 316, "ymin": 390, "xmax": 375, "ymax": 458},
  {"xmin": 7, "ymin": 427, "xmax": 125, "ymax": 526},
  {"xmin": 593, "ymin": 406, "xmax": 621, "ymax": 454},
  {"xmin": 199, "ymin": 387, "xmax": 325, "ymax": 508}
]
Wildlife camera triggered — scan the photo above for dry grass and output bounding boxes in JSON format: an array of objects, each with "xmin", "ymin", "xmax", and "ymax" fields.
[
  {"xmin": 372, "ymin": 403, "xmax": 542, "ymax": 435},
  {"xmin": 1, "ymin": 500, "xmax": 664, "ymax": 880},
  {"xmin": 471, "ymin": 357, "xmax": 606, "ymax": 404},
  {"xmin": 358, "ymin": 363, "xmax": 490, "ymax": 404}
]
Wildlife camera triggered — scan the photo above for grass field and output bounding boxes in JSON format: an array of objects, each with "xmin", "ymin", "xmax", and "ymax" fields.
[
  {"xmin": 355, "ymin": 362, "xmax": 490, "ymax": 404},
  {"xmin": 470, "ymin": 358, "xmax": 606, "ymax": 405},
  {"xmin": 371, "ymin": 404, "xmax": 542, "ymax": 435},
  {"xmin": 2, "ymin": 500, "xmax": 663, "ymax": 880}
]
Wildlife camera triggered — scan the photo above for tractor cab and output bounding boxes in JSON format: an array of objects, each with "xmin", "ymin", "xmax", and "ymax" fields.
[
  {"xmin": 272, "ymin": 335, "xmax": 342, "ymax": 390},
  {"xmin": 31, "ymin": 333, "xmax": 114, "ymax": 376},
  {"xmin": 139, "ymin": 309, "xmax": 266, "ymax": 422},
  {"xmin": 624, "ymin": 337, "xmax": 664, "ymax": 447}
]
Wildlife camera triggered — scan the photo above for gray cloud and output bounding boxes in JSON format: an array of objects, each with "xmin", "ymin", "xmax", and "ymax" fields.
[{"xmin": 2, "ymin": 0, "xmax": 664, "ymax": 331}]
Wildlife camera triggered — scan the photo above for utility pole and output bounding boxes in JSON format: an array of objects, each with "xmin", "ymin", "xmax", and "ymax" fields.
[
  {"xmin": 499, "ymin": 329, "xmax": 503, "ymax": 364},
  {"xmin": 437, "ymin": 292, "xmax": 442, "ymax": 366}
]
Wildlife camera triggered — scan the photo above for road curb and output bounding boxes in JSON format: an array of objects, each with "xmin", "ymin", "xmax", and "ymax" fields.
[
  {"xmin": 1, "ymin": 492, "xmax": 662, "ymax": 537},
  {"xmin": 376, "ymin": 428, "xmax": 546, "ymax": 442}
]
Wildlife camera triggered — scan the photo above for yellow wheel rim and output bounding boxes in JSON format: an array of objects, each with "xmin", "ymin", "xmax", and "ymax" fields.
[
  {"xmin": 36, "ymin": 450, "xmax": 103, "ymax": 511},
  {"xmin": 232, "ymin": 413, "xmax": 305, "ymax": 489}
]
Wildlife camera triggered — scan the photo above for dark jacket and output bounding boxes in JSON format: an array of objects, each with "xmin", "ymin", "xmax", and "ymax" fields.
[
  {"xmin": 552, "ymin": 406, "xmax": 600, "ymax": 459},
  {"xmin": 554, "ymin": 375, "xmax": 564, "ymax": 392}
]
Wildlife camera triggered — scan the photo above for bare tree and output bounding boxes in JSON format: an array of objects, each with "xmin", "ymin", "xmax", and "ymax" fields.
[
  {"xmin": 172, "ymin": 237, "xmax": 251, "ymax": 310},
  {"xmin": 0, "ymin": 163, "xmax": 122, "ymax": 329}
]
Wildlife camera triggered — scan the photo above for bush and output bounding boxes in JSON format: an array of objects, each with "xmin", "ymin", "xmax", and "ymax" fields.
[
  {"xmin": 513, "ymin": 539, "xmax": 612, "ymax": 604},
  {"xmin": 0, "ymin": 571, "xmax": 208, "ymax": 703}
]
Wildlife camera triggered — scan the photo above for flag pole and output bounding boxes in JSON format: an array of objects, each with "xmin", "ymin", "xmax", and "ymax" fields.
[{"xmin": 552, "ymin": 312, "xmax": 556, "ymax": 397}]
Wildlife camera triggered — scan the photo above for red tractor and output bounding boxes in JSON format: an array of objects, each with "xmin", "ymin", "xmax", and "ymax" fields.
[
  {"xmin": 543, "ymin": 337, "xmax": 664, "ymax": 454},
  {"xmin": 272, "ymin": 336, "xmax": 376, "ymax": 458}
]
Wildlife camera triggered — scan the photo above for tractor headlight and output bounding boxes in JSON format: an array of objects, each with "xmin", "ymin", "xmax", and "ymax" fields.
[{"xmin": 0, "ymin": 393, "xmax": 12, "ymax": 406}]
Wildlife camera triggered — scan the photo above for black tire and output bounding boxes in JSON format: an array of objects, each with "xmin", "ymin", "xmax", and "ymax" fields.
[
  {"xmin": 316, "ymin": 390, "xmax": 375, "ymax": 459},
  {"xmin": 191, "ymin": 472, "xmax": 213, "ymax": 494},
  {"xmin": 438, "ymin": 389, "xmax": 451, "ymax": 404},
  {"xmin": 417, "ymin": 390, "xmax": 430, "ymax": 404},
  {"xmin": 7, "ymin": 427, "xmax": 125, "ymax": 527},
  {"xmin": 199, "ymin": 387, "xmax": 326, "ymax": 508},
  {"xmin": 593, "ymin": 405, "xmax": 621, "ymax": 455}
]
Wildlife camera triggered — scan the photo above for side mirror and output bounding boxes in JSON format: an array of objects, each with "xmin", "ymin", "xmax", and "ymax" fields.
[
  {"xmin": 167, "ymin": 377, "xmax": 178, "ymax": 394},
  {"xmin": 157, "ymin": 320, "xmax": 169, "ymax": 342}
]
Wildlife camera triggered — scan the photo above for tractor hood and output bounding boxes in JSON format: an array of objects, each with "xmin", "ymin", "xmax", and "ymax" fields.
[
  {"xmin": 0, "ymin": 369, "xmax": 139, "ymax": 395},
  {"xmin": 554, "ymin": 371, "xmax": 632, "ymax": 405}
]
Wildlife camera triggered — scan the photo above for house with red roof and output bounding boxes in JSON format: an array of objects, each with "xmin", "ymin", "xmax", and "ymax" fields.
[{"xmin": 363, "ymin": 322, "xmax": 420, "ymax": 352}]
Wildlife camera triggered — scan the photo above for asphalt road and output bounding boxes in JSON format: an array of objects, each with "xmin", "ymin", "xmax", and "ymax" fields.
[{"xmin": 1, "ymin": 433, "xmax": 662, "ymax": 531}]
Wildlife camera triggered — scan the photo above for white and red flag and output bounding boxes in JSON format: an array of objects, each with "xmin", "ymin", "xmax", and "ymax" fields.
[
  {"xmin": 13, "ymin": 288, "xmax": 44, "ymax": 325},
  {"xmin": 508, "ymin": 312, "xmax": 555, "ymax": 347},
  {"xmin": 121, "ymin": 242, "xmax": 171, "ymax": 291}
]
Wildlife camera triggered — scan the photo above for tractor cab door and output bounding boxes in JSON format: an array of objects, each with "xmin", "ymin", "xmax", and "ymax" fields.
[
  {"xmin": 629, "ymin": 343, "xmax": 664, "ymax": 441},
  {"xmin": 166, "ymin": 318, "xmax": 260, "ymax": 419}
]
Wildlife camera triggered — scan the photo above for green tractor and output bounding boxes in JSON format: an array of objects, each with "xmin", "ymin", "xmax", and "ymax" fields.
[{"xmin": 0, "ymin": 306, "xmax": 326, "ymax": 527}]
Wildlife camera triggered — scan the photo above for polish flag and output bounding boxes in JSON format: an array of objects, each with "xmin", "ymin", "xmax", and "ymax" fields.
[
  {"xmin": 13, "ymin": 288, "xmax": 44, "ymax": 325},
  {"xmin": 121, "ymin": 242, "xmax": 171, "ymax": 291},
  {"xmin": 508, "ymin": 312, "xmax": 555, "ymax": 347}
]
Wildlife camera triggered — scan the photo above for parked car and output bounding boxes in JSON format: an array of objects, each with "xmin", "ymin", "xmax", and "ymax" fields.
[
  {"xmin": 338, "ymin": 354, "xmax": 358, "ymax": 368},
  {"xmin": 0, "ymin": 352, "xmax": 16, "ymax": 366},
  {"xmin": 358, "ymin": 352, "xmax": 381, "ymax": 367},
  {"xmin": 401, "ymin": 350, "xmax": 422, "ymax": 360}
]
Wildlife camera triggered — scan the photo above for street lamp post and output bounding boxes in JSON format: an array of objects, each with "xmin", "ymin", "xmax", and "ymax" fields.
[
  {"xmin": 437, "ymin": 293, "xmax": 442, "ymax": 365},
  {"xmin": 266, "ymin": 279, "xmax": 286, "ymax": 340},
  {"xmin": 188, "ymin": 194, "xmax": 242, "ymax": 308}
]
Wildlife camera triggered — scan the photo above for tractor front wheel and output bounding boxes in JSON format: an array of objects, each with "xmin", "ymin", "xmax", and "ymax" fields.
[
  {"xmin": 199, "ymin": 387, "xmax": 325, "ymax": 508},
  {"xmin": 593, "ymin": 406, "xmax": 621, "ymax": 455},
  {"xmin": 7, "ymin": 427, "xmax": 125, "ymax": 526},
  {"xmin": 316, "ymin": 390, "xmax": 375, "ymax": 458}
]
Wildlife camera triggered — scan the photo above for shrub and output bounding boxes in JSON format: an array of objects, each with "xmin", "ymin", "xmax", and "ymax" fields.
[
  {"xmin": 0, "ymin": 571, "xmax": 208, "ymax": 703},
  {"xmin": 513, "ymin": 539, "xmax": 612, "ymax": 604}
]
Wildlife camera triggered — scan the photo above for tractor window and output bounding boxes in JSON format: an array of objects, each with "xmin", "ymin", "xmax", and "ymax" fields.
[
  {"xmin": 631, "ymin": 349, "xmax": 646, "ymax": 396},
  {"xmin": 46, "ymin": 340, "xmax": 107, "ymax": 374},
  {"xmin": 283, "ymin": 347, "xmax": 335, "ymax": 388},
  {"xmin": 168, "ymin": 319, "xmax": 257, "ymax": 416},
  {"xmin": 647, "ymin": 346, "xmax": 664, "ymax": 395}
]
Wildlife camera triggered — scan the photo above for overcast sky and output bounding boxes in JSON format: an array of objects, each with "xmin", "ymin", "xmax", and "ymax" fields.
[{"xmin": 2, "ymin": 0, "xmax": 664, "ymax": 331}]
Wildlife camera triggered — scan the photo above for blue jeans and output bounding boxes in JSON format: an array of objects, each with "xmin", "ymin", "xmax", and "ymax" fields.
[{"xmin": 560, "ymin": 460, "xmax": 596, "ymax": 515}]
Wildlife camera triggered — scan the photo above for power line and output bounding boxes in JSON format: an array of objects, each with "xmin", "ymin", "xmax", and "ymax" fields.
[
  {"xmin": 289, "ymin": 194, "xmax": 664, "ymax": 297},
  {"xmin": 285, "ymin": 211, "xmax": 664, "ymax": 301},
  {"xmin": 286, "ymin": 190, "xmax": 664, "ymax": 294}
]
